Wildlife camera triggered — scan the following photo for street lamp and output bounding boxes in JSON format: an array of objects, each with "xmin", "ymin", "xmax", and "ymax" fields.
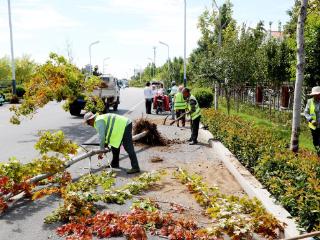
[
  {"xmin": 183, "ymin": 0, "xmax": 187, "ymax": 87},
  {"xmin": 89, "ymin": 40, "xmax": 100, "ymax": 75},
  {"xmin": 159, "ymin": 41, "xmax": 170, "ymax": 82},
  {"xmin": 102, "ymin": 57, "xmax": 110, "ymax": 74},
  {"xmin": 7, "ymin": 0, "xmax": 16, "ymax": 95}
]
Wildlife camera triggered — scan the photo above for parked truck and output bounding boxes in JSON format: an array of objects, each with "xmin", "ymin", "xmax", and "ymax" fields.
[{"xmin": 69, "ymin": 74, "xmax": 120, "ymax": 116}]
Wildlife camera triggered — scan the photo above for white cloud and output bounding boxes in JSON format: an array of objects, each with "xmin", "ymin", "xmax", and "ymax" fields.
[{"xmin": 0, "ymin": 1, "xmax": 80, "ymax": 32}]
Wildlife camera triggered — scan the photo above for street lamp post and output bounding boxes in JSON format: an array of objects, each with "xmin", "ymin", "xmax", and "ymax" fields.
[
  {"xmin": 7, "ymin": 0, "xmax": 16, "ymax": 95},
  {"xmin": 159, "ymin": 41, "xmax": 170, "ymax": 82},
  {"xmin": 89, "ymin": 40, "xmax": 100, "ymax": 75},
  {"xmin": 102, "ymin": 57, "xmax": 110, "ymax": 74},
  {"xmin": 183, "ymin": 0, "xmax": 187, "ymax": 87}
]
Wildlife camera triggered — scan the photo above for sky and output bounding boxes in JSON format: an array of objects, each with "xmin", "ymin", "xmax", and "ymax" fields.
[{"xmin": 0, "ymin": 0, "xmax": 295, "ymax": 79}]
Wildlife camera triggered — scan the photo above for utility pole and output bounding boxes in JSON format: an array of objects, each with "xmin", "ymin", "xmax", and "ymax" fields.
[
  {"xmin": 153, "ymin": 46, "xmax": 157, "ymax": 79},
  {"xmin": 183, "ymin": 0, "xmax": 187, "ymax": 87},
  {"xmin": 7, "ymin": 0, "xmax": 16, "ymax": 95}
]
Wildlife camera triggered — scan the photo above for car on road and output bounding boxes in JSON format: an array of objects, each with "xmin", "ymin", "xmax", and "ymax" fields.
[
  {"xmin": 0, "ymin": 93, "xmax": 5, "ymax": 106},
  {"xmin": 69, "ymin": 74, "xmax": 120, "ymax": 116}
]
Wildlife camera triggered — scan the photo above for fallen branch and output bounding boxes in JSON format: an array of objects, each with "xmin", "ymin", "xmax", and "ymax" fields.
[
  {"xmin": 283, "ymin": 231, "xmax": 320, "ymax": 240},
  {"xmin": 2, "ymin": 149, "xmax": 109, "ymax": 203}
]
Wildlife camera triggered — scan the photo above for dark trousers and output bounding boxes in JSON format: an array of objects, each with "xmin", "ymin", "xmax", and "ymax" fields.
[
  {"xmin": 111, "ymin": 123, "xmax": 140, "ymax": 169},
  {"xmin": 191, "ymin": 116, "xmax": 201, "ymax": 142},
  {"xmin": 145, "ymin": 98, "xmax": 152, "ymax": 114},
  {"xmin": 176, "ymin": 109, "xmax": 186, "ymax": 127},
  {"xmin": 311, "ymin": 128, "xmax": 320, "ymax": 155}
]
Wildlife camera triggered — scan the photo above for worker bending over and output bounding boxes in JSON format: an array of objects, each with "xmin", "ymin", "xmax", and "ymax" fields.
[
  {"xmin": 182, "ymin": 88, "xmax": 201, "ymax": 145},
  {"xmin": 84, "ymin": 112, "xmax": 140, "ymax": 174}
]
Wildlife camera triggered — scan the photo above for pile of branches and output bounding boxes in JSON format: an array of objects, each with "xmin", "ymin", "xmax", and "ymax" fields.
[{"xmin": 133, "ymin": 118, "xmax": 168, "ymax": 146}]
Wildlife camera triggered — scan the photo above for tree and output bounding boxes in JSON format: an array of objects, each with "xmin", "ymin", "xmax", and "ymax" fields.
[
  {"xmin": 15, "ymin": 55, "xmax": 37, "ymax": 84},
  {"xmin": 0, "ymin": 56, "xmax": 11, "ymax": 82},
  {"xmin": 10, "ymin": 53, "xmax": 102, "ymax": 124},
  {"xmin": 290, "ymin": 0, "xmax": 309, "ymax": 153}
]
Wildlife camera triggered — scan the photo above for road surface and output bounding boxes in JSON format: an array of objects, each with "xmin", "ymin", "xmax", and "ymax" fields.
[{"xmin": 0, "ymin": 87, "xmax": 144, "ymax": 163}]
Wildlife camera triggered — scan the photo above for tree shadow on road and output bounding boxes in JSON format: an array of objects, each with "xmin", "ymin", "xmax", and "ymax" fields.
[{"xmin": 0, "ymin": 194, "xmax": 60, "ymax": 224}]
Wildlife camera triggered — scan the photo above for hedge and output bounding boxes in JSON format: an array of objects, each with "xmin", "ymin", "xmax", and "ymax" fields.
[
  {"xmin": 202, "ymin": 109, "xmax": 320, "ymax": 232},
  {"xmin": 191, "ymin": 88, "xmax": 213, "ymax": 108}
]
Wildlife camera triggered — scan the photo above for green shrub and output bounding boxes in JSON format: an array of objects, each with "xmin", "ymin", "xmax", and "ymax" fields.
[
  {"xmin": 192, "ymin": 88, "xmax": 213, "ymax": 108},
  {"xmin": 129, "ymin": 80, "xmax": 144, "ymax": 88},
  {"xmin": 202, "ymin": 109, "xmax": 320, "ymax": 232},
  {"xmin": 16, "ymin": 85, "xmax": 26, "ymax": 98}
]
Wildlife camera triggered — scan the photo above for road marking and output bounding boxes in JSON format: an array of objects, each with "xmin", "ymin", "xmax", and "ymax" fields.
[
  {"xmin": 84, "ymin": 99, "xmax": 144, "ymax": 144},
  {"xmin": 125, "ymin": 100, "xmax": 144, "ymax": 115}
]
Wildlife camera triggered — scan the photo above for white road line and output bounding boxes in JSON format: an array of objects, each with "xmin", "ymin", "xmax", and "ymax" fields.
[
  {"xmin": 125, "ymin": 100, "xmax": 144, "ymax": 114},
  {"xmin": 84, "ymin": 99, "xmax": 144, "ymax": 144}
]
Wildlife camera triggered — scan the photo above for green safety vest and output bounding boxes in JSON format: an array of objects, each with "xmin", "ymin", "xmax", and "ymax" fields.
[
  {"xmin": 94, "ymin": 114, "xmax": 128, "ymax": 148},
  {"xmin": 309, "ymin": 99, "xmax": 317, "ymax": 130},
  {"xmin": 174, "ymin": 92, "xmax": 187, "ymax": 110},
  {"xmin": 188, "ymin": 95, "xmax": 201, "ymax": 120}
]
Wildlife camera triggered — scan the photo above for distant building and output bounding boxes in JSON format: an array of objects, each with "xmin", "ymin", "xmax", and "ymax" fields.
[{"xmin": 270, "ymin": 31, "xmax": 284, "ymax": 40}]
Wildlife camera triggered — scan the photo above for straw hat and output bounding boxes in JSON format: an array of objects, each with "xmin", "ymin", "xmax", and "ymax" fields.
[{"xmin": 309, "ymin": 86, "xmax": 320, "ymax": 96}]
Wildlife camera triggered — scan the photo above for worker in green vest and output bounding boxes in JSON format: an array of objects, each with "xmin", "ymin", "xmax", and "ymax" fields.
[
  {"xmin": 182, "ymin": 88, "xmax": 201, "ymax": 145},
  {"xmin": 174, "ymin": 85, "xmax": 187, "ymax": 127},
  {"xmin": 304, "ymin": 86, "xmax": 320, "ymax": 156},
  {"xmin": 84, "ymin": 112, "xmax": 140, "ymax": 174}
]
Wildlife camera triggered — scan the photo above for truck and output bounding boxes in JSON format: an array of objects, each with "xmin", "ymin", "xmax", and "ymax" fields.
[{"xmin": 69, "ymin": 74, "xmax": 120, "ymax": 116}]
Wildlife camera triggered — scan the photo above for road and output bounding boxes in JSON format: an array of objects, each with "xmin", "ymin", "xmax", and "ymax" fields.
[
  {"xmin": 0, "ymin": 87, "xmax": 146, "ymax": 240},
  {"xmin": 0, "ymin": 87, "xmax": 145, "ymax": 163}
]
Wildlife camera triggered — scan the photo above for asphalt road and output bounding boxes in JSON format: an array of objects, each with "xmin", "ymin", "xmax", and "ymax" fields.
[
  {"xmin": 0, "ymin": 87, "xmax": 145, "ymax": 163},
  {"xmin": 0, "ymin": 87, "xmax": 147, "ymax": 240}
]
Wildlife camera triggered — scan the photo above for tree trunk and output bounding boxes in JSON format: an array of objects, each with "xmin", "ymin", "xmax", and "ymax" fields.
[
  {"xmin": 214, "ymin": 82, "xmax": 219, "ymax": 110},
  {"xmin": 226, "ymin": 88, "xmax": 231, "ymax": 115},
  {"xmin": 290, "ymin": 0, "xmax": 308, "ymax": 153}
]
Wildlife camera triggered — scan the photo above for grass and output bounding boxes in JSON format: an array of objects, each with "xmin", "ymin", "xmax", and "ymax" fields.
[{"xmin": 218, "ymin": 105, "xmax": 315, "ymax": 152}]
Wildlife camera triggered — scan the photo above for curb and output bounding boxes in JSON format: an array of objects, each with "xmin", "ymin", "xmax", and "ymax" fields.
[{"xmin": 199, "ymin": 126, "xmax": 304, "ymax": 239}]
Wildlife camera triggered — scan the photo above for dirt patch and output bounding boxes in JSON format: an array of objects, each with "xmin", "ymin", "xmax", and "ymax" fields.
[
  {"xmin": 180, "ymin": 159, "xmax": 245, "ymax": 197},
  {"xmin": 142, "ymin": 169, "xmax": 211, "ymax": 227}
]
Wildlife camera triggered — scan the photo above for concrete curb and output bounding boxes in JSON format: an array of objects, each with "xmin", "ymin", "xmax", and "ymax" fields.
[{"xmin": 199, "ymin": 126, "xmax": 304, "ymax": 239}]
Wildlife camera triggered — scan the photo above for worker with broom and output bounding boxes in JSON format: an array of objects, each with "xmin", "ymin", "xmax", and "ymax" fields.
[
  {"xmin": 84, "ymin": 112, "xmax": 140, "ymax": 174},
  {"xmin": 182, "ymin": 88, "xmax": 201, "ymax": 145}
]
